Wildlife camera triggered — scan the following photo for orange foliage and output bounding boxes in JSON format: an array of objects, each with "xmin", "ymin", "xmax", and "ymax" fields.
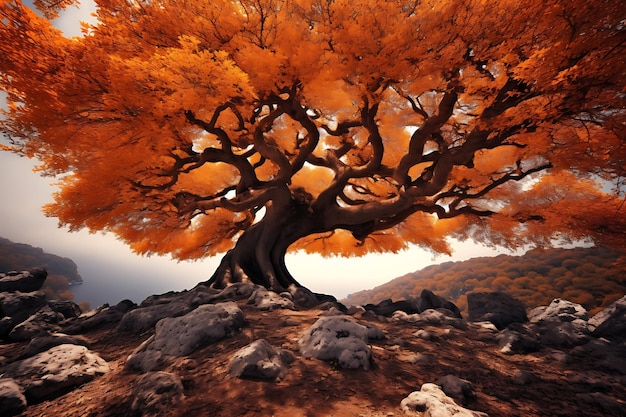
[{"xmin": 1, "ymin": 0, "xmax": 625, "ymax": 286}]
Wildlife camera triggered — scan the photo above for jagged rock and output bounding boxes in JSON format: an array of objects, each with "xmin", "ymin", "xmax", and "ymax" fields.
[
  {"xmin": 127, "ymin": 302, "xmax": 244, "ymax": 372},
  {"xmin": 0, "ymin": 291, "xmax": 47, "ymax": 324},
  {"xmin": 3, "ymin": 344, "xmax": 109, "ymax": 402},
  {"xmin": 436, "ymin": 375, "xmax": 477, "ymax": 406},
  {"xmin": 467, "ymin": 292, "xmax": 528, "ymax": 330},
  {"xmin": 247, "ymin": 287, "xmax": 295, "ymax": 310},
  {"xmin": 0, "ymin": 269, "xmax": 46, "ymax": 293},
  {"xmin": 64, "ymin": 299, "xmax": 136, "ymax": 334},
  {"xmin": 392, "ymin": 309, "xmax": 467, "ymax": 330},
  {"xmin": 299, "ymin": 316, "xmax": 373, "ymax": 370},
  {"xmin": 417, "ymin": 289, "xmax": 462, "ymax": 319},
  {"xmin": 588, "ymin": 295, "xmax": 626, "ymax": 339},
  {"xmin": 364, "ymin": 298, "xmax": 420, "ymax": 317},
  {"xmin": 0, "ymin": 378, "xmax": 27, "ymax": 416},
  {"xmin": 537, "ymin": 319, "xmax": 590, "ymax": 347},
  {"xmin": 8, "ymin": 305, "xmax": 63, "ymax": 341},
  {"xmin": 229, "ymin": 339, "xmax": 295, "ymax": 380},
  {"xmin": 47, "ymin": 300, "xmax": 82, "ymax": 320},
  {"xmin": 497, "ymin": 328, "xmax": 540, "ymax": 355},
  {"xmin": 131, "ymin": 372, "xmax": 184, "ymax": 417},
  {"xmin": 18, "ymin": 333, "xmax": 90, "ymax": 359},
  {"xmin": 118, "ymin": 299, "xmax": 194, "ymax": 333},
  {"xmin": 401, "ymin": 383, "xmax": 488, "ymax": 416},
  {"xmin": 529, "ymin": 299, "xmax": 589, "ymax": 323}
]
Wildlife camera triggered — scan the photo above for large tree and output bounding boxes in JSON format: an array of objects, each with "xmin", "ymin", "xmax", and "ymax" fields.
[{"xmin": 1, "ymin": 0, "xmax": 625, "ymax": 292}]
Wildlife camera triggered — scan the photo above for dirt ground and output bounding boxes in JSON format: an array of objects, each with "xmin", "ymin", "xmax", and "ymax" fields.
[{"xmin": 2, "ymin": 302, "xmax": 625, "ymax": 417}]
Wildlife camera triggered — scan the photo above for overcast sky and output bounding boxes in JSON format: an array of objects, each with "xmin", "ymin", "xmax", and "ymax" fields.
[{"xmin": 0, "ymin": 1, "xmax": 512, "ymax": 307}]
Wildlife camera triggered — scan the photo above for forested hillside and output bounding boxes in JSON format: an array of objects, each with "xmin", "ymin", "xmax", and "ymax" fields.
[
  {"xmin": 343, "ymin": 246, "xmax": 625, "ymax": 315},
  {"xmin": 0, "ymin": 237, "xmax": 82, "ymax": 300}
]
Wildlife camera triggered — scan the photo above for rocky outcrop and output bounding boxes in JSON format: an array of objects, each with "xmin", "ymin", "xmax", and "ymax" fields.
[
  {"xmin": 401, "ymin": 383, "xmax": 488, "ymax": 416},
  {"xmin": 363, "ymin": 289, "xmax": 461, "ymax": 318}
]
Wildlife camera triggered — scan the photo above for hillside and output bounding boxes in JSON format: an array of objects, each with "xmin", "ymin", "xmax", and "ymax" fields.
[
  {"xmin": 0, "ymin": 236, "xmax": 82, "ymax": 300},
  {"xmin": 343, "ymin": 246, "xmax": 626, "ymax": 314}
]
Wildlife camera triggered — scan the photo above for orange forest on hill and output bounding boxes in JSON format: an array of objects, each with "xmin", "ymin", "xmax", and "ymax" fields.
[{"xmin": 1, "ymin": 0, "xmax": 625, "ymax": 294}]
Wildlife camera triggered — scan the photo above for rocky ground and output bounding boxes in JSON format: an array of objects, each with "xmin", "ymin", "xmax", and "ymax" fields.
[{"xmin": 1, "ymin": 270, "xmax": 625, "ymax": 417}]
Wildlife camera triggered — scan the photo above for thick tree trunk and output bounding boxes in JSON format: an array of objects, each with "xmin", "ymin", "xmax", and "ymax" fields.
[{"xmin": 205, "ymin": 188, "xmax": 317, "ymax": 293}]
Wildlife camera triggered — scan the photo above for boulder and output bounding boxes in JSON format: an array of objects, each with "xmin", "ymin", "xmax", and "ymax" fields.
[
  {"xmin": 529, "ymin": 299, "xmax": 588, "ymax": 323},
  {"xmin": 0, "ymin": 269, "xmax": 47, "ymax": 293},
  {"xmin": 467, "ymin": 292, "xmax": 528, "ymax": 330},
  {"xmin": 64, "ymin": 299, "xmax": 136, "ymax": 334},
  {"xmin": 496, "ymin": 328, "xmax": 540, "ymax": 355},
  {"xmin": 0, "ymin": 378, "xmax": 27, "ymax": 416},
  {"xmin": 8, "ymin": 305, "xmax": 63, "ymax": 341},
  {"xmin": 0, "ymin": 291, "xmax": 47, "ymax": 324},
  {"xmin": 537, "ymin": 319, "xmax": 590, "ymax": 347},
  {"xmin": 401, "ymin": 383, "xmax": 488, "ymax": 416},
  {"xmin": 417, "ymin": 289, "xmax": 463, "ymax": 319},
  {"xmin": 3, "ymin": 344, "xmax": 109, "ymax": 403},
  {"xmin": 247, "ymin": 287, "xmax": 294, "ymax": 311},
  {"xmin": 588, "ymin": 295, "xmax": 626, "ymax": 339},
  {"xmin": 47, "ymin": 300, "xmax": 82, "ymax": 320},
  {"xmin": 117, "ymin": 299, "xmax": 194, "ymax": 333},
  {"xmin": 299, "ymin": 316, "xmax": 372, "ymax": 370},
  {"xmin": 435, "ymin": 375, "xmax": 477, "ymax": 406},
  {"xmin": 392, "ymin": 309, "xmax": 467, "ymax": 330},
  {"xmin": 229, "ymin": 339, "xmax": 295, "ymax": 381},
  {"xmin": 127, "ymin": 302, "xmax": 244, "ymax": 372},
  {"xmin": 18, "ymin": 333, "xmax": 90, "ymax": 359},
  {"xmin": 131, "ymin": 372, "xmax": 184, "ymax": 417}
]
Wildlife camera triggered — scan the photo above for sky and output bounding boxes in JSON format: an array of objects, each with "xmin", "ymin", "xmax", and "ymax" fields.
[{"xmin": 0, "ymin": 1, "xmax": 516, "ymax": 307}]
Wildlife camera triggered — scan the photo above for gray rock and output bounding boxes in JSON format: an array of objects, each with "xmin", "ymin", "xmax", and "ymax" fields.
[
  {"xmin": 19, "ymin": 333, "xmax": 90, "ymax": 359},
  {"xmin": 588, "ymin": 295, "xmax": 626, "ymax": 339},
  {"xmin": 467, "ymin": 292, "xmax": 528, "ymax": 330},
  {"xmin": 417, "ymin": 289, "xmax": 462, "ymax": 319},
  {"xmin": 391, "ymin": 309, "xmax": 467, "ymax": 330},
  {"xmin": 497, "ymin": 329, "xmax": 540, "ymax": 355},
  {"xmin": 401, "ymin": 383, "xmax": 488, "ymax": 416},
  {"xmin": 247, "ymin": 287, "xmax": 294, "ymax": 311},
  {"xmin": 229, "ymin": 339, "xmax": 295, "ymax": 380},
  {"xmin": 529, "ymin": 299, "xmax": 588, "ymax": 323},
  {"xmin": 0, "ymin": 378, "xmax": 27, "ymax": 416},
  {"xmin": 3, "ymin": 344, "xmax": 109, "ymax": 402},
  {"xmin": 127, "ymin": 302, "xmax": 244, "ymax": 372},
  {"xmin": 299, "ymin": 316, "xmax": 372, "ymax": 370},
  {"xmin": 117, "ymin": 299, "xmax": 194, "ymax": 333},
  {"xmin": 64, "ymin": 299, "xmax": 136, "ymax": 334},
  {"xmin": 436, "ymin": 375, "xmax": 476, "ymax": 406},
  {"xmin": 8, "ymin": 305, "xmax": 63, "ymax": 341},
  {"xmin": 0, "ymin": 269, "xmax": 46, "ymax": 293},
  {"xmin": 131, "ymin": 372, "xmax": 184, "ymax": 417},
  {"xmin": 537, "ymin": 319, "xmax": 590, "ymax": 347},
  {"xmin": 0, "ymin": 291, "xmax": 47, "ymax": 324},
  {"xmin": 47, "ymin": 300, "xmax": 82, "ymax": 320}
]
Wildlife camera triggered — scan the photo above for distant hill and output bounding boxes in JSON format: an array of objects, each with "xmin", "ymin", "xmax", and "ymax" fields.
[
  {"xmin": 342, "ymin": 246, "xmax": 626, "ymax": 314},
  {"xmin": 0, "ymin": 236, "xmax": 82, "ymax": 300}
]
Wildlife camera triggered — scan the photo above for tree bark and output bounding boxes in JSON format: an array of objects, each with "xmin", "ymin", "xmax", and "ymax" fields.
[{"xmin": 205, "ymin": 187, "xmax": 318, "ymax": 292}]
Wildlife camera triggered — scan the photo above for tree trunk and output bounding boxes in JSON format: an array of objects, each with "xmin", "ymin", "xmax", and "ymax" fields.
[{"xmin": 205, "ymin": 188, "xmax": 317, "ymax": 293}]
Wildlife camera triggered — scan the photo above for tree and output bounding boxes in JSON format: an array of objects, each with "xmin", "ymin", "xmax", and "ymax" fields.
[{"xmin": 1, "ymin": 0, "xmax": 625, "ymax": 293}]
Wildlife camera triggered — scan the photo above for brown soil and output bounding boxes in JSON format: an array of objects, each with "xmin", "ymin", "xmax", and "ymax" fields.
[{"xmin": 3, "ymin": 302, "xmax": 626, "ymax": 417}]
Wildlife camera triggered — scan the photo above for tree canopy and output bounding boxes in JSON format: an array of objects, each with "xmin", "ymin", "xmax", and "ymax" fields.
[{"xmin": 1, "ymin": 0, "xmax": 625, "ymax": 292}]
